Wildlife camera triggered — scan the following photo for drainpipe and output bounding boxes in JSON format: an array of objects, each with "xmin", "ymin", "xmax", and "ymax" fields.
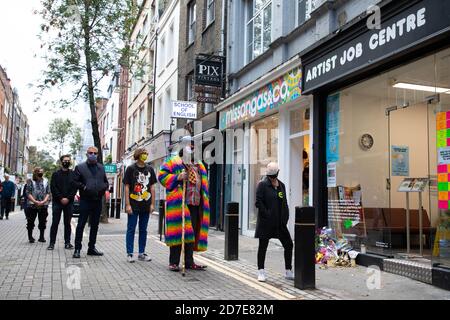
[{"xmin": 151, "ymin": 28, "xmax": 158, "ymax": 139}]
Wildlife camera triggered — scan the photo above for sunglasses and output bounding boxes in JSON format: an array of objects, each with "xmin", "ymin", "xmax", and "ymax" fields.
[{"xmin": 87, "ymin": 152, "xmax": 98, "ymax": 155}]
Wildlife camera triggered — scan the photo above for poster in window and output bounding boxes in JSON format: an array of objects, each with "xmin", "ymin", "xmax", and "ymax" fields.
[
  {"xmin": 326, "ymin": 93, "xmax": 340, "ymax": 163},
  {"xmin": 391, "ymin": 145, "xmax": 409, "ymax": 176}
]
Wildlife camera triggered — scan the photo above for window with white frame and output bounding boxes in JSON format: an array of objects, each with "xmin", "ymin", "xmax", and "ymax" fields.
[
  {"xmin": 186, "ymin": 75, "xmax": 193, "ymax": 101},
  {"xmin": 188, "ymin": 1, "xmax": 196, "ymax": 44},
  {"xmin": 297, "ymin": 0, "xmax": 313, "ymax": 26},
  {"xmin": 139, "ymin": 107, "xmax": 145, "ymax": 138},
  {"xmin": 128, "ymin": 118, "xmax": 132, "ymax": 145},
  {"xmin": 159, "ymin": 34, "xmax": 166, "ymax": 71},
  {"xmin": 246, "ymin": 0, "xmax": 272, "ymax": 63},
  {"xmin": 206, "ymin": 0, "xmax": 215, "ymax": 26},
  {"xmin": 111, "ymin": 104, "xmax": 114, "ymax": 125},
  {"xmin": 167, "ymin": 23, "xmax": 174, "ymax": 64},
  {"xmin": 132, "ymin": 113, "xmax": 137, "ymax": 143}
]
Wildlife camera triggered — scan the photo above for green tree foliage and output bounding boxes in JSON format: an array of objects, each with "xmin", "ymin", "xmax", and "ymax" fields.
[
  {"xmin": 41, "ymin": 118, "xmax": 82, "ymax": 157},
  {"xmin": 28, "ymin": 147, "xmax": 58, "ymax": 180},
  {"xmin": 36, "ymin": 0, "xmax": 140, "ymax": 164}
]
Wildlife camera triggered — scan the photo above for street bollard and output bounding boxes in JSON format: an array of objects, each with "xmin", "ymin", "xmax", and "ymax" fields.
[
  {"xmin": 110, "ymin": 199, "xmax": 116, "ymax": 218},
  {"xmin": 158, "ymin": 200, "xmax": 166, "ymax": 241},
  {"xmin": 294, "ymin": 206, "xmax": 316, "ymax": 290},
  {"xmin": 224, "ymin": 202, "xmax": 239, "ymax": 261},
  {"xmin": 115, "ymin": 198, "xmax": 121, "ymax": 219}
]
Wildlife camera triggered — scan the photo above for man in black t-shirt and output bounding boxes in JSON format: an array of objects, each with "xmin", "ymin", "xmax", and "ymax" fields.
[{"xmin": 123, "ymin": 148, "xmax": 157, "ymax": 263}]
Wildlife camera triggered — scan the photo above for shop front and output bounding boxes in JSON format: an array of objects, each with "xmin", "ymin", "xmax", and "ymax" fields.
[
  {"xmin": 218, "ymin": 63, "xmax": 311, "ymax": 237},
  {"xmin": 302, "ymin": 0, "xmax": 450, "ymax": 288}
]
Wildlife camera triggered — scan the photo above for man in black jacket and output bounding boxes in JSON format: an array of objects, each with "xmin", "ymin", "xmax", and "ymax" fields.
[
  {"xmin": 72, "ymin": 146, "xmax": 109, "ymax": 258},
  {"xmin": 48, "ymin": 155, "xmax": 78, "ymax": 250}
]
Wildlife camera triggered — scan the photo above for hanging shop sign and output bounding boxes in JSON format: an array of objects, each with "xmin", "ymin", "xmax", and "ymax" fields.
[
  {"xmin": 195, "ymin": 55, "xmax": 225, "ymax": 87},
  {"xmin": 303, "ymin": 0, "xmax": 450, "ymax": 93},
  {"xmin": 171, "ymin": 100, "xmax": 197, "ymax": 119},
  {"xmin": 219, "ymin": 67, "xmax": 302, "ymax": 130}
]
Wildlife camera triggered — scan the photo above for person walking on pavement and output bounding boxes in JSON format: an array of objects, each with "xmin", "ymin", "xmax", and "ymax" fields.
[
  {"xmin": 26, "ymin": 168, "xmax": 51, "ymax": 243},
  {"xmin": 47, "ymin": 155, "xmax": 78, "ymax": 251},
  {"xmin": 72, "ymin": 146, "xmax": 109, "ymax": 259},
  {"xmin": 158, "ymin": 136, "xmax": 209, "ymax": 272},
  {"xmin": 124, "ymin": 148, "xmax": 157, "ymax": 263},
  {"xmin": 1, "ymin": 174, "xmax": 16, "ymax": 220},
  {"xmin": 255, "ymin": 162, "xmax": 294, "ymax": 282}
]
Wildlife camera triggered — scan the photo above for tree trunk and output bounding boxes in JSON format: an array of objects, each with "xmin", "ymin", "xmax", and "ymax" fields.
[{"xmin": 83, "ymin": 1, "xmax": 107, "ymax": 223}]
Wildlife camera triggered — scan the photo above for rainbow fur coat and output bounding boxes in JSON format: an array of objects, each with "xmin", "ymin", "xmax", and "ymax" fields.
[{"xmin": 158, "ymin": 154, "xmax": 210, "ymax": 251}]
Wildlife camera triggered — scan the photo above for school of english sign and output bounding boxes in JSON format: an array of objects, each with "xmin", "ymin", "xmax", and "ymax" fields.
[{"xmin": 219, "ymin": 67, "xmax": 302, "ymax": 130}]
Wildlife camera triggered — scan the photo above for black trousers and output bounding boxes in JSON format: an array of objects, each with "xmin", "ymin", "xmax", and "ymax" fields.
[
  {"xmin": 169, "ymin": 205, "xmax": 199, "ymax": 266},
  {"xmin": 257, "ymin": 229, "xmax": 293, "ymax": 270},
  {"xmin": 49, "ymin": 202, "xmax": 73, "ymax": 245},
  {"xmin": 0, "ymin": 196, "xmax": 12, "ymax": 218},
  {"xmin": 26, "ymin": 207, "xmax": 49, "ymax": 232},
  {"xmin": 74, "ymin": 199, "xmax": 102, "ymax": 251}
]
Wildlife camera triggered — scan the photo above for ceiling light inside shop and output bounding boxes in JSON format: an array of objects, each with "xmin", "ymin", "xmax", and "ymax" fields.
[{"xmin": 393, "ymin": 82, "xmax": 450, "ymax": 94}]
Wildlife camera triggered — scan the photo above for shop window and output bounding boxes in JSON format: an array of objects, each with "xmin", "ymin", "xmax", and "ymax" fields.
[
  {"xmin": 248, "ymin": 114, "xmax": 279, "ymax": 231},
  {"xmin": 325, "ymin": 48, "xmax": 450, "ymax": 265}
]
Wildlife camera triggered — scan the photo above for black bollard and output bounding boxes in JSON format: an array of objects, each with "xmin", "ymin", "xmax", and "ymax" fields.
[
  {"xmin": 294, "ymin": 206, "xmax": 316, "ymax": 290},
  {"xmin": 158, "ymin": 200, "xmax": 166, "ymax": 241},
  {"xmin": 115, "ymin": 198, "xmax": 121, "ymax": 219},
  {"xmin": 224, "ymin": 202, "xmax": 239, "ymax": 260},
  {"xmin": 110, "ymin": 199, "xmax": 116, "ymax": 218}
]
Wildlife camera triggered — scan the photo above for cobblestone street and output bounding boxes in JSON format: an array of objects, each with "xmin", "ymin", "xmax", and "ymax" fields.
[{"xmin": 0, "ymin": 209, "xmax": 336, "ymax": 300}]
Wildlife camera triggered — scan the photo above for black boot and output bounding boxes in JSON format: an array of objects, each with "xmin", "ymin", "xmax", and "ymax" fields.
[
  {"xmin": 38, "ymin": 230, "xmax": 46, "ymax": 243},
  {"xmin": 28, "ymin": 229, "xmax": 35, "ymax": 243}
]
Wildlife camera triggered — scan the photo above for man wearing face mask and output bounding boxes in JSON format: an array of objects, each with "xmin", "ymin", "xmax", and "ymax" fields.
[
  {"xmin": 26, "ymin": 167, "xmax": 51, "ymax": 243},
  {"xmin": 72, "ymin": 146, "xmax": 109, "ymax": 258},
  {"xmin": 255, "ymin": 162, "xmax": 294, "ymax": 282},
  {"xmin": 158, "ymin": 136, "xmax": 210, "ymax": 272},
  {"xmin": 123, "ymin": 148, "xmax": 157, "ymax": 263},
  {"xmin": 47, "ymin": 155, "xmax": 78, "ymax": 250}
]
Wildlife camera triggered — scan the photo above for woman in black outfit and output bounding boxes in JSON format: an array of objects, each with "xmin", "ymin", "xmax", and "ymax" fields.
[{"xmin": 255, "ymin": 162, "xmax": 294, "ymax": 282}]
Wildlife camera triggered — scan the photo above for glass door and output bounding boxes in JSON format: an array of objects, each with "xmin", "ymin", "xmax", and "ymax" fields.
[{"xmin": 387, "ymin": 102, "xmax": 432, "ymax": 258}]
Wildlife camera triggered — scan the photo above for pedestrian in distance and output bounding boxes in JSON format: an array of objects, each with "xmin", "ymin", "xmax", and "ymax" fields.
[
  {"xmin": 123, "ymin": 148, "xmax": 157, "ymax": 263},
  {"xmin": 47, "ymin": 155, "xmax": 78, "ymax": 251},
  {"xmin": 0, "ymin": 174, "xmax": 16, "ymax": 220},
  {"xmin": 255, "ymin": 162, "xmax": 294, "ymax": 282},
  {"xmin": 158, "ymin": 136, "xmax": 210, "ymax": 272},
  {"xmin": 26, "ymin": 168, "xmax": 51, "ymax": 243},
  {"xmin": 72, "ymin": 146, "xmax": 109, "ymax": 259}
]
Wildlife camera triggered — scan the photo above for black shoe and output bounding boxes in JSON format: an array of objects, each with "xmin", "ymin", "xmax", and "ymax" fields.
[
  {"xmin": 38, "ymin": 237, "xmax": 46, "ymax": 243},
  {"xmin": 5, "ymin": 216, "xmax": 8, "ymax": 220},
  {"xmin": 87, "ymin": 248, "xmax": 103, "ymax": 256},
  {"xmin": 65, "ymin": 243, "xmax": 74, "ymax": 250},
  {"xmin": 29, "ymin": 237, "xmax": 35, "ymax": 244},
  {"xmin": 47, "ymin": 244, "xmax": 54, "ymax": 250},
  {"xmin": 0, "ymin": 216, "xmax": 3, "ymax": 220},
  {"xmin": 73, "ymin": 250, "xmax": 81, "ymax": 258}
]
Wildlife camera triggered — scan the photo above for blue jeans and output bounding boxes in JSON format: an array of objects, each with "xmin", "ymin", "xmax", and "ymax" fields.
[{"xmin": 126, "ymin": 209, "xmax": 150, "ymax": 255}]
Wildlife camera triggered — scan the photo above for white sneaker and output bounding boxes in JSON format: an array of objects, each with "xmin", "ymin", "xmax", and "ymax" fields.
[
  {"xmin": 257, "ymin": 269, "xmax": 266, "ymax": 282},
  {"xmin": 285, "ymin": 269, "xmax": 294, "ymax": 280},
  {"xmin": 138, "ymin": 253, "xmax": 152, "ymax": 262},
  {"xmin": 127, "ymin": 254, "xmax": 135, "ymax": 263}
]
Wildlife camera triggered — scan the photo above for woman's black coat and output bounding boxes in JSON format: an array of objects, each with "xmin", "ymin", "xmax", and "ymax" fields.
[{"xmin": 255, "ymin": 177, "xmax": 290, "ymax": 239}]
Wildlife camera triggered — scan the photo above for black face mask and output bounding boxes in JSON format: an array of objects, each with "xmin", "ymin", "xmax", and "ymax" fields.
[
  {"xmin": 37, "ymin": 173, "xmax": 44, "ymax": 178},
  {"xmin": 62, "ymin": 162, "xmax": 71, "ymax": 169},
  {"xmin": 267, "ymin": 173, "xmax": 279, "ymax": 179}
]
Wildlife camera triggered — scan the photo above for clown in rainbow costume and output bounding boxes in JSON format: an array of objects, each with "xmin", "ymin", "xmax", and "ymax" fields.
[{"xmin": 158, "ymin": 138, "xmax": 210, "ymax": 270}]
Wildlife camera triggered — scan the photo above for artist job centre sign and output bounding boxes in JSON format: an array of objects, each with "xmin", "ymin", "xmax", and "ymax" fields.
[{"xmin": 303, "ymin": 0, "xmax": 450, "ymax": 93}]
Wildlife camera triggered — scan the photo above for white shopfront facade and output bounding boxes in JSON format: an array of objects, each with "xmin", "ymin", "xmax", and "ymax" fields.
[{"xmin": 217, "ymin": 59, "xmax": 313, "ymax": 237}]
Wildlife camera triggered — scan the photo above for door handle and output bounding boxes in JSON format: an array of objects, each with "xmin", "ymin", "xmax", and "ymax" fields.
[{"xmin": 386, "ymin": 178, "xmax": 391, "ymax": 190}]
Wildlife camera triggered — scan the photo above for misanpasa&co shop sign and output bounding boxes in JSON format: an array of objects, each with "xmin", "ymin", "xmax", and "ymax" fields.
[{"xmin": 219, "ymin": 67, "xmax": 302, "ymax": 130}]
